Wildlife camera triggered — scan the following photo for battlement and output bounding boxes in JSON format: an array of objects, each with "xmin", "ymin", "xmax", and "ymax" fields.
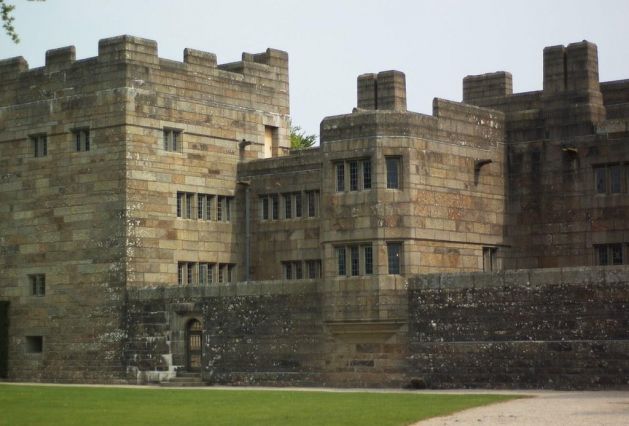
[
  {"xmin": 0, "ymin": 34, "xmax": 288, "ymax": 83},
  {"xmin": 463, "ymin": 72, "xmax": 513, "ymax": 104},
  {"xmin": 543, "ymin": 40, "xmax": 599, "ymax": 95},
  {"xmin": 357, "ymin": 70, "xmax": 407, "ymax": 111}
]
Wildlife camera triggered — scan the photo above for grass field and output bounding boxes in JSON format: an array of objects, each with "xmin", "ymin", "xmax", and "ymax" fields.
[{"xmin": 0, "ymin": 384, "xmax": 519, "ymax": 426}]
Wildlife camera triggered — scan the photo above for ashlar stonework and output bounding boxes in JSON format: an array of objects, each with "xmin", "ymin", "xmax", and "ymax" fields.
[{"xmin": 0, "ymin": 36, "xmax": 627, "ymax": 389}]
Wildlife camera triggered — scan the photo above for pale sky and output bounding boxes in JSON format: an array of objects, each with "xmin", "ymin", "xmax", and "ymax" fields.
[{"xmin": 3, "ymin": 0, "xmax": 629, "ymax": 138}]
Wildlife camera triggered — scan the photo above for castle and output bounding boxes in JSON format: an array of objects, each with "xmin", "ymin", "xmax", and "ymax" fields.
[{"xmin": 0, "ymin": 36, "xmax": 627, "ymax": 388}]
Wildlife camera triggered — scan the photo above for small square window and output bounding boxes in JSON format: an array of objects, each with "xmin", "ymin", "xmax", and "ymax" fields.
[
  {"xmin": 73, "ymin": 128, "xmax": 90, "ymax": 152},
  {"xmin": 29, "ymin": 274, "xmax": 45, "ymax": 296},
  {"xmin": 26, "ymin": 336, "xmax": 43, "ymax": 354},
  {"xmin": 31, "ymin": 134, "xmax": 47, "ymax": 158},
  {"xmin": 163, "ymin": 129, "xmax": 182, "ymax": 152}
]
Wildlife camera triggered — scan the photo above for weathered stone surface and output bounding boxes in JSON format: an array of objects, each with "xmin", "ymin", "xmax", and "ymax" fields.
[{"xmin": 0, "ymin": 36, "xmax": 628, "ymax": 389}]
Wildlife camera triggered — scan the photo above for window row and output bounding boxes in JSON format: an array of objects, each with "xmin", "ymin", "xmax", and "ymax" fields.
[
  {"xmin": 594, "ymin": 163, "xmax": 629, "ymax": 194},
  {"xmin": 336, "ymin": 242, "xmax": 402, "ymax": 276},
  {"xmin": 595, "ymin": 243, "xmax": 628, "ymax": 265},
  {"xmin": 282, "ymin": 260, "xmax": 322, "ymax": 280},
  {"xmin": 30, "ymin": 128, "xmax": 91, "ymax": 158},
  {"xmin": 334, "ymin": 156, "xmax": 401, "ymax": 192},
  {"xmin": 177, "ymin": 192, "xmax": 233, "ymax": 222},
  {"xmin": 177, "ymin": 261, "xmax": 236, "ymax": 285},
  {"xmin": 260, "ymin": 190, "xmax": 319, "ymax": 221}
]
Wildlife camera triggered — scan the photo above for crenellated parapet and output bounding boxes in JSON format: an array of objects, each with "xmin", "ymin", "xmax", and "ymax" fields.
[{"xmin": 0, "ymin": 35, "xmax": 289, "ymax": 108}]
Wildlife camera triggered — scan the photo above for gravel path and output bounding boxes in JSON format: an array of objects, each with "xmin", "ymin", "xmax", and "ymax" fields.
[{"xmin": 414, "ymin": 391, "xmax": 629, "ymax": 425}]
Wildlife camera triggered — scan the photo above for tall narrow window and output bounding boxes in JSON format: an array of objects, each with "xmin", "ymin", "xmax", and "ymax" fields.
[
  {"xmin": 164, "ymin": 129, "xmax": 181, "ymax": 152},
  {"xmin": 261, "ymin": 196, "xmax": 269, "ymax": 220},
  {"xmin": 337, "ymin": 247, "xmax": 346, "ymax": 276},
  {"xmin": 294, "ymin": 262, "xmax": 303, "ymax": 279},
  {"xmin": 363, "ymin": 245, "xmax": 373, "ymax": 275},
  {"xmin": 73, "ymin": 128, "xmax": 90, "ymax": 152},
  {"xmin": 483, "ymin": 247, "xmax": 498, "ymax": 272},
  {"xmin": 198, "ymin": 194, "xmax": 206, "ymax": 220},
  {"xmin": 31, "ymin": 134, "xmax": 47, "ymax": 158},
  {"xmin": 306, "ymin": 190, "xmax": 318, "ymax": 217},
  {"xmin": 284, "ymin": 262, "xmax": 293, "ymax": 280},
  {"xmin": 206, "ymin": 195, "xmax": 214, "ymax": 221},
  {"xmin": 362, "ymin": 160, "xmax": 372, "ymax": 189},
  {"xmin": 271, "ymin": 194, "xmax": 279, "ymax": 220},
  {"xmin": 264, "ymin": 126, "xmax": 277, "ymax": 158},
  {"xmin": 217, "ymin": 196, "xmax": 224, "ymax": 221},
  {"xmin": 294, "ymin": 192, "xmax": 302, "ymax": 218},
  {"xmin": 284, "ymin": 193, "xmax": 292, "ymax": 219},
  {"xmin": 350, "ymin": 245, "xmax": 359, "ymax": 276},
  {"xmin": 387, "ymin": 242, "xmax": 402, "ymax": 275},
  {"xmin": 185, "ymin": 193, "xmax": 194, "ymax": 219},
  {"xmin": 336, "ymin": 163, "xmax": 345, "ymax": 192},
  {"xmin": 597, "ymin": 245, "xmax": 609, "ymax": 265},
  {"xmin": 178, "ymin": 262, "xmax": 186, "ymax": 285},
  {"xmin": 29, "ymin": 274, "xmax": 45, "ymax": 296},
  {"xmin": 349, "ymin": 160, "xmax": 359, "ymax": 191},
  {"xmin": 594, "ymin": 166, "xmax": 607, "ymax": 193},
  {"xmin": 386, "ymin": 157, "xmax": 400, "ymax": 189},
  {"xmin": 199, "ymin": 263, "xmax": 208, "ymax": 286},
  {"xmin": 610, "ymin": 244, "xmax": 623, "ymax": 265},
  {"xmin": 187, "ymin": 263, "xmax": 195, "ymax": 285},
  {"xmin": 610, "ymin": 165, "xmax": 622, "ymax": 193}
]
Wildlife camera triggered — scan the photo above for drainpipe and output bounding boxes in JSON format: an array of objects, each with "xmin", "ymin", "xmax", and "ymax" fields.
[{"xmin": 237, "ymin": 140, "xmax": 253, "ymax": 282}]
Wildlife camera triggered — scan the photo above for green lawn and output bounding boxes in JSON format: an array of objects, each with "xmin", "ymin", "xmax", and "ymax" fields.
[{"xmin": 0, "ymin": 384, "xmax": 519, "ymax": 426}]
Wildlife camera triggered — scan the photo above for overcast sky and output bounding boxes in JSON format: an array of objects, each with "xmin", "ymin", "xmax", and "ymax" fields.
[{"xmin": 3, "ymin": 0, "xmax": 629, "ymax": 138}]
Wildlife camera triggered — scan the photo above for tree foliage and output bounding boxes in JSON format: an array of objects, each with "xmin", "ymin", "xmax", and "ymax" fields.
[
  {"xmin": 290, "ymin": 121, "xmax": 317, "ymax": 149},
  {"xmin": 1, "ymin": 0, "xmax": 44, "ymax": 44},
  {"xmin": 1, "ymin": 0, "xmax": 19, "ymax": 43}
]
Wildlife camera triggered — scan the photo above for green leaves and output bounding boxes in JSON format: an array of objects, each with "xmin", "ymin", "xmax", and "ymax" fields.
[{"xmin": 290, "ymin": 120, "xmax": 317, "ymax": 149}]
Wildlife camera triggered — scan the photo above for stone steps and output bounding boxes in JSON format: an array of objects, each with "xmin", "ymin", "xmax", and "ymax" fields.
[{"xmin": 160, "ymin": 372, "xmax": 206, "ymax": 387}]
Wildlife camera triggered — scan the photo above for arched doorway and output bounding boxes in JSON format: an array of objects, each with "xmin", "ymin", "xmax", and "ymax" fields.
[{"xmin": 186, "ymin": 319, "xmax": 203, "ymax": 372}]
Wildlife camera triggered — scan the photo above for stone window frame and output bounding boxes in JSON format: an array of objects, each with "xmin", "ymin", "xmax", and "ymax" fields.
[
  {"xmin": 163, "ymin": 127, "xmax": 183, "ymax": 153},
  {"xmin": 179, "ymin": 261, "xmax": 229, "ymax": 285},
  {"xmin": 482, "ymin": 247, "xmax": 499, "ymax": 271},
  {"xmin": 217, "ymin": 263, "xmax": 236, "ymax": 283},
  {"xmin": 72, "ymin": 127, "xmax": 90, "ymax": 152},
  {"xmin": 178, "ymin": 192, "xmax": 232, "ymax": 222},
  {"xmin": 29, "ymin": 274, "xmax": 46, "ymax": 297},
  {"xmin": 335, "ymin": 243, "xmax": 374, "ymax": 277},
  {"xmin": 334, "ymin": 158, "xmax": 373, "ymax": 192},
  {"xmin": 30, "ymin": 133, "xmax": 48, "ymax": 158},
  {"xmin": 387, "ymin": 241, "xmax": 402, "ymax": 275},
  {"xmin": 595, "ymin": 243, "xmax": 624, "ymax": 265},
  {"xmin": 177, "ymin": 192, "xmax": 195, "ymax": 219},
  {"xmin": 385, "ymin": 156, "xmax": 402, "ymax": 190},
  {"xmin": 282, "ymin": 260, "xmax": 304, "ymax": 280},
  {"xmin": 306, "ymin": 259, "xmax": 322, "ymax": 279},
  {"xmin": 593, "ymin": 163, "xmax": 627, "ymax": 194},
  {"xmin": 260, "ymin": 191, "xmax": 313, "ymax": 221},
  {"xmin": 306, "ymin": 190, "xmax": 320, "ymax": 218}
]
